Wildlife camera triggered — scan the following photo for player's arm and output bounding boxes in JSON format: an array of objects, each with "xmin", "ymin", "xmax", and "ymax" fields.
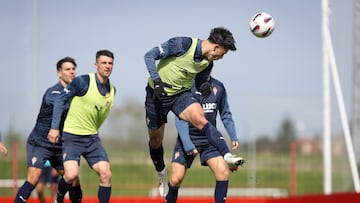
[
  {"xmin": 0, "ymin": 142, "xmax": 7, "ymax": 157},
  {"xmin": 144, "ymin": 37, "xmax": 192, "ymax": 81},
  {"xmin": 217, "ymin": 81, "xmax": 239, "ymax": 150},
  {"xmin": 175, "ymin": 117, "xmax": 197, "ymax": 155},
  {"xmin": 48, "ymin": 76, "xmax": 89, "ymax": 143},
  {"xmin": 0, "ymin": 131, "xmax": 8, "ymax": 156}
]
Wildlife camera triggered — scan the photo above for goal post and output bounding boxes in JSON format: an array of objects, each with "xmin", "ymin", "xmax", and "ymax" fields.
[{"xmin": 322, "ymin": 0, "xmax": 360, "ymax": 194}]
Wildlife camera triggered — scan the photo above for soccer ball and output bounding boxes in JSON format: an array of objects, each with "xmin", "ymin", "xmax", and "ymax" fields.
[{"xmin": 249, "ymin": 12, "xmax": 275, "ymax": 38}]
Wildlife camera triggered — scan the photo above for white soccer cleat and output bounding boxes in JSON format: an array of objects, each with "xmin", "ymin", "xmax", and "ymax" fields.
[
  {"xmin": 224, "ymin": 153, "xmax": 245, "ymax": 167},
  {"xmin": 157, "ymin": 167, "xmax": 168, "ymax": 197}
]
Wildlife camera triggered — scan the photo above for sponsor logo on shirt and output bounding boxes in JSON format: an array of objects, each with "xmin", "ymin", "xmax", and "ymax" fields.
[{"xmin": 202, "ymin": 103, "xmax": 216, "ymax": 113}]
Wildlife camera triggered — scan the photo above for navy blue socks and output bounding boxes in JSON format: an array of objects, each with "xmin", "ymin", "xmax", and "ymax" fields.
[
  {"xmin": 14, "ymin": 181, "xmax": 35, "ymax": 203},
  {"xmin": 98, "ymin": 186, "xmax": 111, "ymax": 203},
  {"xmin": 165, "ymin": 182, "xmax": 179, "ymax": 203},
  {"xmin": 57, "ymin": 177, "xmax": 72, "ymax": 203},
  {"xmin": 69, "ymin": 183, "xmax": 83, "ymax": 203},
  {"xmin": 215, "ymin": 180, "xmax": 228, "ymax": 203},
  {"xmin": 202, "ymin": 123, "xmax": 229, "ymax": 156},
  {"xmin": 149, "ymin": 142, "xmax": 165, "ymax": 171}
]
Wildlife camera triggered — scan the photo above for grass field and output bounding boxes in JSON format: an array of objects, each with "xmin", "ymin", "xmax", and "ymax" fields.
[{"xmin": 0, "ymin": 143, "xmax": 354, "ymax": 197}]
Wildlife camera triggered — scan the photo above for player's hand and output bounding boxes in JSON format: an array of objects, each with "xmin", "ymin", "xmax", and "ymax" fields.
[
  {"xmin": 48, "ymin": 129, "xmax": 60, "ymax": 144},
  {"xmin": 232, "ymin": 141, "xmax": 239, "ymax": 150},
  {"xmin": 0, "ymin": 142, "xmax": 8, "ymax": 157},
  {"xmin": 153, "ymin": 79, "xmax": 172, "ymax": 100},
  {"xmin": 199, "ymin": 82, "xmax": 211, "ymax": 99},
  {"xmin": 186, "ymin": 148, "xmax": 198, "ymax": 156}
]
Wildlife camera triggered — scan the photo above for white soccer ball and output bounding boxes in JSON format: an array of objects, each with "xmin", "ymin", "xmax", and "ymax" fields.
[{"xmin": 249, "ymin": 12, "xmax": 275, "ymax": 38}]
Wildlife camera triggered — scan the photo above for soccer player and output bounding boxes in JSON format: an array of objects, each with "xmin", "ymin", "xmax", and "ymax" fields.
[
  {"xmin": 48, "ymin": 50, "xmax": 116, "ymax": 203},
  {"xmin": 0, "ymin": 130, "xmax": 8, "ymax": 156},
  {"xmin": 14, "ymin": 57, "xmax": 82, "ymax": 203},
  {"xmin": 144, "ymin": 27, "xmax": 243, "ymax": 196},
  {"xmin": 35, "ymin": 160, "xmax": 59, "ymax": 203},
  {"xmin": 166, "ymin": 74, "xmax": 244, "ymax": 203}
]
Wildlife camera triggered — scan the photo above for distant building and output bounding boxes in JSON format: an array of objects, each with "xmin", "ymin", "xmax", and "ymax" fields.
[
  {"xmin": 296, "ymin": 138, "xmax": 321, "ymax": 156},
  {"xmin": 295, "ymin": 135, "xmax": 345, "ymax": 156}
]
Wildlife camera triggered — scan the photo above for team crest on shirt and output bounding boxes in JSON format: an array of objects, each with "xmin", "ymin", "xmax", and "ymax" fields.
[
  {"xmin": 31, "ymin": 156, "xmax": 37, "ymax": 165},
  {"xmin": 174, "ymin": 151, "xmax": 180, "ymax": 160},
  {"xmin": 212, "ymin": 86, "xmax": 218, "ymax": 96}
]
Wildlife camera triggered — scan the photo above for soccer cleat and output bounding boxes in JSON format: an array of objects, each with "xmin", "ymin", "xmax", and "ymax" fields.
[
  {"xmin": 224, "ymin": 153, "xmax": 245, "ymax": 167},
  {"xmin": 157, "ymin": 167, "xmax": 168, "ymax": 197}
]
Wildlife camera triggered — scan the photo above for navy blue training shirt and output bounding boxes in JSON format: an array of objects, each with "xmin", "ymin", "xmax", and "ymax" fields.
[{"xmin": 28, "ymin": 82, "xmax": 69, "ymax": 147}]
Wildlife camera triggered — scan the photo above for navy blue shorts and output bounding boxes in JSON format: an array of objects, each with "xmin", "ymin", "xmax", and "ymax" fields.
[
  {"xmin": 26, "ymin": 133, "xmax": 64, "ymax": 171},
  {"xmin": 39, "ymin": 166, "xmax": 58, "ymax": 183},
  {"xmin": 145, "ymin": 85, "xmax": 198, "ymax": 129},
  {"xmin": 171, "ymin": 136, "xmax": 221, "ymax": 167},
  {"xmin": 62, "ymin": 132, "xmax": 109, "ymax": 168}
]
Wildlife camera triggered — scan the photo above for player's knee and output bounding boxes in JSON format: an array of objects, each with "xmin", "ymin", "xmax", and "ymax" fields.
[
  {"xmin": 99, "ymin": 169, "xmax": 112, "ymax": 185},
  {"xmin": 218, "ymin": 167, "xmax": 230, "ymax": 180},
  {"xmin": 27, "ymin": 176, "xmax": 40, "ymax": 185},
  {"xmin": 189, "ymin": 115, "xmax": 208, "ymax": 130},
  {"xmin": 170, "ymin": 175, "xmax": 183, "ymax": 187},
  {"xmin": 149, "ymin": 136, "xmax": 162, "ymax": 147},
  {"xmin": 64, "ymin": 173, "xmax": 79, "ymax": 183},
  {"xmin": 149, "ymin": 132, "xmax": 163, "ymax": 148},
  {"xmin": 27, "ymin": 168, "xmax": 42, "ymax": 184}
]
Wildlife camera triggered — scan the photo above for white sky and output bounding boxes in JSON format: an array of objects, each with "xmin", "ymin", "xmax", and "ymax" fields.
[{"xmin": 0, "ymin": 0, "xmax": 354, "ymax": 141}]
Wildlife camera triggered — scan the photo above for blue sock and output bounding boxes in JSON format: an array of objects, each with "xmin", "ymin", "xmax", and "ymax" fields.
[
  {"xmin": 165, "ymin": 182, "xmax": 179, "ymax": 203},
  {"xmin": 14, "ymin": 181, "xmax": 35, "ymax": 203},
  {"xmin": 202, "ymin": 123, "xmax": 229, "ymax": 156},
  {"xmin": 215, "ymin": 180, "xmax": 228, "ymax": 203},
  {"xmin": 69, "ymin": 183, "xmax": 83, "ymax": 203},
  {"xmin": 98, "ymin": 186, "xmax": 111, "ymax": 203},
  {"xmin": 57, "ymin": 177, "xmax": 72, "ymax": 203},
  {"xmin": 149, "ymin": 142, "xmax": 165, "ymax": 171}
]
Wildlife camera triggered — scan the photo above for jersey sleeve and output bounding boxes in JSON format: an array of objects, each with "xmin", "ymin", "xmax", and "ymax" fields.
[
  {"xmin": 51, "ymin": 75, "xmax": 89, "ymax": 129},
  {"xmin": 43, "ymin": 88, "xmax": 56, "ymax": 107},
  {"xmin": 217, "ymin": 81, "xmax": 238, "ymax": 141},
  {"xmin": 175, "ymin": 117, "xmax": 196, "ymax": 153},
  {"xmin": 144, "ymin": 37, "xmax": 192, "ymax": 81}
]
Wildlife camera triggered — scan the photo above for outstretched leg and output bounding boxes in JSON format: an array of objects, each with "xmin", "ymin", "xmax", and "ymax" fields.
[{"xmin": 179, "ymin": 103, "xmax": 243, "ymax": 166}]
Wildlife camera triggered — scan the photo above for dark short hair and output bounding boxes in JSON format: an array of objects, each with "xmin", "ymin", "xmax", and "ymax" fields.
[
  {"xmin": 96, "ymin": 49, "xmax": 114, "ymax": 61},
  {"xmin": 56, "ymin": 57, "xmax": 77, "ymax": 71},
  {"xmin": 208, "ymin": 27, "xmax": 236, "ymax": 51}
]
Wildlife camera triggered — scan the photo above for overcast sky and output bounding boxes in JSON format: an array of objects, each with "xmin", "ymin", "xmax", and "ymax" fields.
[{"xmin": 0, "ymin": 0, "xmax": 354, "ymax": 141}]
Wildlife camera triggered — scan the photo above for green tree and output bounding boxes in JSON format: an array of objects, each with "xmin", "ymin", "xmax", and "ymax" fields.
[
  {"xmin": 5, "ymin": 126, "xmax": 22, "ymax": 144},
  {"xmin": 256, "ymin": 135, "xmax": 274, "ymax": 153},
  {"xmin": 274, "ymin": 116, "xmax": 297, "ymax": 153}
]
